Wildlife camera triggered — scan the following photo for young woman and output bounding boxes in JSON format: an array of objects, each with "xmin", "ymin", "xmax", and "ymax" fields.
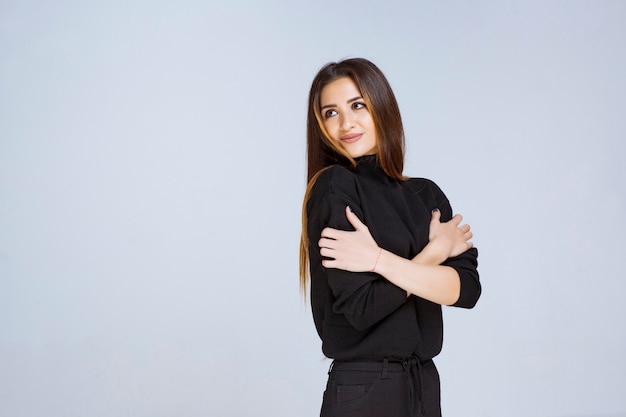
[{"xmin": 299, "ymin": 58, "xmax": 481, "ymax": 417}]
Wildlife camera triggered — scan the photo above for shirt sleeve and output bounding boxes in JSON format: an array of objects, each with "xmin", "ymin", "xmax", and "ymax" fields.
[
  {"xmin": 434, "ymin": 186, "xmax": 482, "ymax": 309},
  {"xmin": 307, "ymin": 168, "xmax": 409, "ymax": 331}
]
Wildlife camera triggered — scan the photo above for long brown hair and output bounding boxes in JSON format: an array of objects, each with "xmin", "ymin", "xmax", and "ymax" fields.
[{"xmin": 299, "ymin": 58, "xmax": 407, "ymax": 297}]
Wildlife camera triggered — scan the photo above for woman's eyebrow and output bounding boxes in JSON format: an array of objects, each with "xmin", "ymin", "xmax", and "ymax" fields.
[{"xmin": 321, "ymin": 96, "xmax": 363, "ymax": 110}]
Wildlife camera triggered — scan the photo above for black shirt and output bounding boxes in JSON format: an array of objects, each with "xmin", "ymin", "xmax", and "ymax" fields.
[{"xmin": 306, "ymin": 155, "xmax": 481, "ymax": 361}]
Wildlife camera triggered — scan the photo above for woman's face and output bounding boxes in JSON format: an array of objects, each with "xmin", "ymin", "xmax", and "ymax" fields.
[{"xmin": 319, "ymin": 77, "xmax": 378, "ymax": 158}]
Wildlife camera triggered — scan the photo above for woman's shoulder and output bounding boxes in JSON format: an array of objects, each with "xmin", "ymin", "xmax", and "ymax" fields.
[
  {"xmin": 404, "ymin": 176, "xmax": 442, "ymax": 193},
  {"xmin": 313, "ymin": 165, "xmax": 358, "ymax": 193},
  {"xmin": 405, "ymin": 178, "xmax": 452, "ymax": 213},
  {"xmin": 317, "ymin": 164, "xmax": 354, "ymax": 179},
  {"xmin": 307, "ymin": 165, "xmax": 361, "ymax": 212}
]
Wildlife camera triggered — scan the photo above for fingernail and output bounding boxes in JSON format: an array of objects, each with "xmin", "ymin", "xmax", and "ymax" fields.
[
  {"xmin": 432, "ymin": 208, "xmax": 439, "ymax": 213},
  {"xmin": 348, "ymin": 206, "xmax": 353, "ymax": 212}
]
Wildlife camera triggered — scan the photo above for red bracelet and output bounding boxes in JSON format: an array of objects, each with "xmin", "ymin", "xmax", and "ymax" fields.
[{"xmin": 370, "ymin": 248, "xmax": 382, "ymax": 272}]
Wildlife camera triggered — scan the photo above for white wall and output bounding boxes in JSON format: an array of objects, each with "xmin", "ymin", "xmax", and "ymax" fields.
[{"xmin": 1, "ymin": 1, "xmax": 624, "ymax": 416}]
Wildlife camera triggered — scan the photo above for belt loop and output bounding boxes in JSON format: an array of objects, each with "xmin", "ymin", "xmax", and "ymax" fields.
[{"xmin": 381, "ymin": 358, "xmax": 391, "ymax": 379}]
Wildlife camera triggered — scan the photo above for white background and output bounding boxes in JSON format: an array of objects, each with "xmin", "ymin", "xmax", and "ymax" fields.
[{"xmin": 1, "ymin": 1, "xmax": 625, "ymax": 416}]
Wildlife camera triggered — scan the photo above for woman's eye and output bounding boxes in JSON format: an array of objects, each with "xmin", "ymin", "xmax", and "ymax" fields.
[
  {"xmin": 324, "ymin": 109, "xmax": 337, "ymax": 118},
  {"xmin": 352, "ymin": 102, "xmax": 366, "ymax": 110}
]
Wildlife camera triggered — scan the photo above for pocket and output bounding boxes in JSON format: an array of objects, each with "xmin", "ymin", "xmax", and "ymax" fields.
[
  {"xmin": 332, "ymin": 369, "xmax": 381, "ymax": 407},
  {"xmin": 336, "ymin": 382, "xmax": 367, "ymax": 403}
]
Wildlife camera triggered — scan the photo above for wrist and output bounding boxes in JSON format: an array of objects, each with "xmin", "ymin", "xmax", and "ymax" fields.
[
  {"xmin": 413, "ymin": 243, "xmax": 446, "ymax": 265},
  {"xmin": 370, "ymin": 247, "xmax": 383, "ymax": 272}
]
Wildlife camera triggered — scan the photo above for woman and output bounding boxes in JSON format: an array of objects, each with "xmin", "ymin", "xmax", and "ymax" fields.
[{"xmin": 299, "ymin": 58, "xmax": 481, "ymax": 417}]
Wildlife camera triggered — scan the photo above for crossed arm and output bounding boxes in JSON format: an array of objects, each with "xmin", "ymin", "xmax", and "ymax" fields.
[{"xmin": 318, "ymin": 207, "xmax": 474, "ymax": 306}]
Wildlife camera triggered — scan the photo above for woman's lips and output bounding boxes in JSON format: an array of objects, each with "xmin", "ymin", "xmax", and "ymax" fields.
[{"xmin": 340, "ymin": 133, "xmax": 362, "ymax": 143}]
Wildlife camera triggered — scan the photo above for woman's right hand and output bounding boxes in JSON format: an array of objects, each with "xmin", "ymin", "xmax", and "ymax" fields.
[{"xmin": 414, "ymin": 209, "xmax": 473, "ymax": 265}]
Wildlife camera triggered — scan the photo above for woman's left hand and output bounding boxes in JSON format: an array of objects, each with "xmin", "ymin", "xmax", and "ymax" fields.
[{"xmin": 319, "ymin": 206, "xmax": 381, "ymax": 272}]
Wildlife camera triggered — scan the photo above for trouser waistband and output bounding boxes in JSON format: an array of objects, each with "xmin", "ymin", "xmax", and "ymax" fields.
[
  {"xmin": 330, "ymin": 358, "xmax": 406, "ymax": 373},
  {"xmin": 329, "ymin": 356, "xmax": 429, "ymax": 416}
]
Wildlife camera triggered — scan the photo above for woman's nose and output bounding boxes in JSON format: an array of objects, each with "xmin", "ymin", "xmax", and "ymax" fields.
[{"xmin": 340, "ymin": 114, "xmax": 355, "ymax": 130}]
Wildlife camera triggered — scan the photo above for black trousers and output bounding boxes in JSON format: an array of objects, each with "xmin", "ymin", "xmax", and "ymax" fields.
[{"xmin": 320, "ymin": 358, "xmax": 441, "ymax": 417}]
